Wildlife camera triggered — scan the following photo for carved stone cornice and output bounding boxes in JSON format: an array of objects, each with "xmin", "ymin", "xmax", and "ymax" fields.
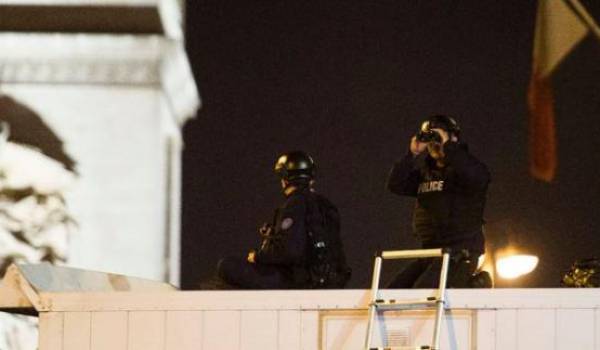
[
  {"xmin": 0, "ymin": 33, "xmax": 199, "ymax": 123},
  {"xmin": 0, "ymin": 34, "xmax": 162, "ymax": 84}
]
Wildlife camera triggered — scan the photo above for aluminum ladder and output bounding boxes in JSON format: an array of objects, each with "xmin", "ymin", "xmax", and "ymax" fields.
[{"xmin": 364, "ymin": 248, "xmax": 451, "ymax": 350}]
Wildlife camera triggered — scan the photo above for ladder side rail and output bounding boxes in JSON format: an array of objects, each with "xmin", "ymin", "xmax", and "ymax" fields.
[
  {"xmin": 364, "ymin": 256, "xmax": 383, "ymax": 350},
  {"xmin": 431, "ymin": 252, "xmax": 451, "ymax": 350}
]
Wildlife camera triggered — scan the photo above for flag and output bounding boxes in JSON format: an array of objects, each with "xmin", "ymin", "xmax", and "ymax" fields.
[{"xmin": 528, "ymin": 0, "xmax": 589, "ymax": 182}]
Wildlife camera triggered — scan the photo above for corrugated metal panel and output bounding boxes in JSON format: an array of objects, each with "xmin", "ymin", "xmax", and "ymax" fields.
[
  {"xmin": 165, "ymin": 311, "xmax": 204, "ymax": 350},
  {"xmin": 90, "ymin": 311, "xmax": 127, "ymax": 350},
  {"xmin": 516, "ymin": 309, "xmax": 555, "ymax": 349},
  {"xmin": 495, "ymin": 309, "xmax": 517, "ymax": 350},
  {"xmin": 556, "ymin": 309, "xmax": 594, "ymax": 350},
  {"xmin": 321, "ymin": 311, "xmax": 365, "ymax": 349},
  {"xmin": 128, "ymin": 311, "xmax": 165, "ymax": 350},
  {"xmin": 202, "ymin": 310, "xmax": 240, "ymax": 350},
  {"xmin": 475, "ymin": 310, "xmax": 495, "ymax": 350},
  {"xmin": 278, "ymin": 310, "xmax": 301, "ymax": 350},
  {"xmin": 596, "ymin": 309, "xmax": 600, "ymax": 350},
  {"xmin": 63, "ymin": 312, "xmax": 91, "ymax": 350},
  {"xmin": 301, "ymin": 311, "xmax": 319, "ymax": 350},
  {"xmin": 39, "ymin": 312, "xmax": 63, "ymax": 350},
  {"xmin": 240, "ymin": 311, "xmax": 278, "ymax": 350}
]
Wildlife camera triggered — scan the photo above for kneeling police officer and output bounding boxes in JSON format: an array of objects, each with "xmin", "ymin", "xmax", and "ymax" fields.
[{"xmin": 217, "ymin": 151, "xmax": 350, "ymax": 289}]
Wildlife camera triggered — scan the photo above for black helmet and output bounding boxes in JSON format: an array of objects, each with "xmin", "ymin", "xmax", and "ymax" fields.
[
  {"xmin": 274, "ymin": 151, "xmax": 315, "ymax": 181},
  {"xmin": 416, "ymin": 115, "xmax": 461, "ymax": 142}
]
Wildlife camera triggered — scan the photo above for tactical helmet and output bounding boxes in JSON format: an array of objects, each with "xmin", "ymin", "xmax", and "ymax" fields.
[
  {"xmin": 417, "ymin": 115, "xmax": 461, "ymax": 142},
  {"xmin": 274, "ymin": 151, "xmax": 315, "ymax": 181}
]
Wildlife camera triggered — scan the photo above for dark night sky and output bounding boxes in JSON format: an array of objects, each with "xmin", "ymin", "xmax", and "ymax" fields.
[{"xmin": 181, "ymin": 1, "xmax": 600, "ymax": 289}]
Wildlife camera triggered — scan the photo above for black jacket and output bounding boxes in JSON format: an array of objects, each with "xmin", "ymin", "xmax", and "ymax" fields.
[
  {"xmin": 255, "ymin": 188, "xmax": 310, "ymax": 266},
  {"xmin": 387, "ymin": 142, "xmax": 490, "ymax": 252}
]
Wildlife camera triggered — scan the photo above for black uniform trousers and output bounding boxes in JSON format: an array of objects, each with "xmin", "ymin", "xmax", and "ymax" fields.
[
  {"xmin": 387, "ymin": 249, "xmax": 479, "ymax": 288},
  {"xmin": 217, "ymin": 256, "xmax": 295, "ymax": 289}
]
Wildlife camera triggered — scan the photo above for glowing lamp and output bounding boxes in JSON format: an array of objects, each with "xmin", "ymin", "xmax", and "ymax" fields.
[{"xmin": 496, "ymin": 254, "xmax": 539, "ymax": 279}]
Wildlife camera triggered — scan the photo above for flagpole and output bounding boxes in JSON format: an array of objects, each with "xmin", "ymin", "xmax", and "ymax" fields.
[{"xmin": 567, "ymin": 0, "xmax": 600, "ymax": 42}]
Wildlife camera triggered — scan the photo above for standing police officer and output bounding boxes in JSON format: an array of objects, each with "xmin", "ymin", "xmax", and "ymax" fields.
[
  {"xmin": 387, "ymin": 115, "xmax": 490, "ymax": 288},
  {"xmin": 217, "ymin": 151, "xmax": 350, "ymax": 289}
]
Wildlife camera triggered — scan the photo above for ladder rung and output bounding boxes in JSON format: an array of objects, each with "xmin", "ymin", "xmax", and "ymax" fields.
[
  {"xmin": 372, "ymin": 298, "xmax": 441, "ymax": 309},
  {"xmin": 381, "ymin": 248, "xmax": 443, "ymax": 260},
  {"xmin": 370, "ymin": 346, "xmax": 431, "ymax": 350}
]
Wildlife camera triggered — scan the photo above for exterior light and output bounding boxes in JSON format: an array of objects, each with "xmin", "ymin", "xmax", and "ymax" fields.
[{"xmin": 496, "ymin": 254, "xmax": 539, "ymax": 279}]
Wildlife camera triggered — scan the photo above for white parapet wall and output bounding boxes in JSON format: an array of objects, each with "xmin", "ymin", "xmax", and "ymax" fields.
[{"xmin": 1, "ymin": 264, "xmax": 600, "ymax": 350}]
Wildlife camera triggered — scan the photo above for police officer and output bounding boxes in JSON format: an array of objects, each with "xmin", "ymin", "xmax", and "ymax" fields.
[
  {"xmin": 387, "ymin": 115, "xmax": 490, "ymax": 288},
  {"xmin": 217, "ymin": 151, "xmax": 349, "ymax": 289}
]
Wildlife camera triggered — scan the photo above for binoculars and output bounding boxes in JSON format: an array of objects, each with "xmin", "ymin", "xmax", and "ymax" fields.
[{"xmin": 416, "ymin": 129, "xmax": 442, "ymax": 143}]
